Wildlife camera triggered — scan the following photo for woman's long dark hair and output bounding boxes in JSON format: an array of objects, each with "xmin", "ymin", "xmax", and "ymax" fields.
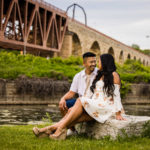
[{"xmin": 90, "ymin": 54, "xmax": 117, "ymax": 97}]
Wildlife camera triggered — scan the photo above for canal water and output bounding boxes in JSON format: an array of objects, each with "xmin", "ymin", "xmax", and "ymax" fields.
[{"xmin": 0, "ymin": 104, "xmax": 150, "ymax": 125}]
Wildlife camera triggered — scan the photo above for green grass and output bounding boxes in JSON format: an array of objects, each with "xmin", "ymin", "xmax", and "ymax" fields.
[
  {"xmin": 0, "ymin": 125, "xmax": 150, "ymax": 150},
  {"xmin": 0, "ymin": 50, "xmax": 83, "ymax": 81},
  {"xmin": 117, "ymin": 59, "xmax": 150, "ymax": 83},
  {"xmin": 0, "ymin": 50, "xmax": 150, "ymax": 83}
]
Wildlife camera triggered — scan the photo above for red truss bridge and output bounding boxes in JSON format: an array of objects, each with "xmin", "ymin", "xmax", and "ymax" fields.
[{"xmin": 0, "ymin": 0, "xmax": 68, "ymax": 54}]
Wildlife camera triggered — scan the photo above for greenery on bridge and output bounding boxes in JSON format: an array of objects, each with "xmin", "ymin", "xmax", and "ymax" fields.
[
  {"xmin": 0, "ymin": 50, "xmax": 150, "ymax": 98},
  {"xmin": 131, "ymin": 44, "xmax": 150, "ymax": 56}
]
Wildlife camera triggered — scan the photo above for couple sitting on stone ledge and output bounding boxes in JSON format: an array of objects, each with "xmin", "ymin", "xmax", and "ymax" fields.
[{"xmin": 33, "ymin": 52, "xmax": 126, "ymax": 140}]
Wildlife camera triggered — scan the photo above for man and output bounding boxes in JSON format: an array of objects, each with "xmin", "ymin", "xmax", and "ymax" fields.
[{"xmin": 59, "ymin": 52, "xmax": 98, "ymax": 136}]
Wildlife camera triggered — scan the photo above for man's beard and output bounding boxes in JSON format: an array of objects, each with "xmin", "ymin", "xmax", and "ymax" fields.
[{"xmin": 89, "ymin": 66, "xmax": 95, "ymax": 72}]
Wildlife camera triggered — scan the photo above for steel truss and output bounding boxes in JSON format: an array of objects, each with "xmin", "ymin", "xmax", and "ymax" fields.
[{"xmin": 0, "ymin": 0, "xmax": 68, "ymax": 53}]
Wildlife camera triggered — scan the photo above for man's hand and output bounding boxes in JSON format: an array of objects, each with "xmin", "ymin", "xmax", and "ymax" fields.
[
  {"xmin": 59, "ymin": 98, "xmax": 68, "ymax": 111},
  {"xmin": 59, "ymin": 91, "xmax": 75, "ymax": 111}
]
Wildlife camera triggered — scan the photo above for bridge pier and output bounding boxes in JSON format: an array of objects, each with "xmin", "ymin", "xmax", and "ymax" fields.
[{"xmin": 60, "ymin": 34, "xmax": 72, "ymax": 58}]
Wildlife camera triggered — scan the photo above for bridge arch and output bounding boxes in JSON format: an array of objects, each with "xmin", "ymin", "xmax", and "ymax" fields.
[
  {"xmin": 90, "ymin": 41, "xmax": 100, "ymax": 58},
  {"xmin": 127, "ymin": 54, "xmax": 131, "ymax": 59},
  {"xmin": 119, "ymin": 50, "xmax": 124, "ymax": 63},
  {"xmin": 72, "ymin": 33, "xmax": 82, "ymax": 56},
  {"xmin": 143, "ymin": 60, "xmax": 145, "ymax": 65},
  {"xmin": 138, "ymin": 58, "xmax": 141, "ymax": 63},
  {"xmin": 134, "ymin": 56, "xmax": 136, "ymax": 60},
  {"xmin": 108, "ymin": 47, "xmax": 115, "ymax": 58}
]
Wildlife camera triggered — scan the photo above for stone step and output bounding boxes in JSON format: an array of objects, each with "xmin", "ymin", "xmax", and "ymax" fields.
[{"xmin": 75, "ymin": 115, "xmax": 150, "ymax": 139}]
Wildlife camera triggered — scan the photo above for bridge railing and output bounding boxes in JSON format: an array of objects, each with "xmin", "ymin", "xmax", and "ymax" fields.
[{"xmin": 29, "ymin": 0, "xmax": 66, "ymax": 14}]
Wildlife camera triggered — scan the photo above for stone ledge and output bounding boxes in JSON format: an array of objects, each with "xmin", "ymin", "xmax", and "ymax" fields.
[
  {"xmin": 75, "ymin": 115, "xmax": 150, "ymax": 139},
  {"xmin": 0, "ymin": 101, "xmax": 59, "ymax": 105}
]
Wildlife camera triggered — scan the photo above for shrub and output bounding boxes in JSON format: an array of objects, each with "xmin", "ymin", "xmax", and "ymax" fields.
[
  {"xmin": 15, "ymin": 76, "xmax": 70, "ymax": 98},
  {"xmin": 120, "ymin": 80, "xmax": 131, "ymax": 98},
  {"xmin": 0, "ymin": 51, "xmax": 82, "ymax": 80}
]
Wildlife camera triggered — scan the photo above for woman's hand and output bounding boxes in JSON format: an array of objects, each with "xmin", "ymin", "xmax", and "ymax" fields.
[{"xmin": 116, "ymin": 111, "xmax": 126, "ymax": 120}]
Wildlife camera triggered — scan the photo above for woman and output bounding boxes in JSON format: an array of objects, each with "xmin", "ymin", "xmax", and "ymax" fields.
[{"xmin": 33, "ymin": 54, "xmax": 125, "ymax": 140}]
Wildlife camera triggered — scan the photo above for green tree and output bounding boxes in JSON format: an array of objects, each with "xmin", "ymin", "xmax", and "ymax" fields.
[
  {"xmin": 131, "ymin": 44, "xmax": 140, "ymax": 50},
  {"xmin": 143, "ymin": 49, "xmax": 150, "ymax": 56}
]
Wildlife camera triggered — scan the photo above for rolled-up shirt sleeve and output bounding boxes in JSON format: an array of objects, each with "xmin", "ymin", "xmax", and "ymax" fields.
[
  {"xmin": 70, "ymin": 74, "xmax": 79, "ymax": 93},
  {"xmin": 113, "ymin": 84, "xmax": 123, "ymax": 112}
]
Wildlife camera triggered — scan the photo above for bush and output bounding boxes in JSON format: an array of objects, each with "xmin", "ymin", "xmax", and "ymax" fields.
[
  {"xmin": 0, "ymin": 51, "xmax": 82, "ymax": 80},
  {"xmin": 15, "ymin": 76, "xmax": 70, "ymax": 98},
  {"xmin": 117, "ymin": 60, "xmax": 150, "ymax": 84},
  {"xmin": 120, "ymin": 73, "xmax": 150, "ymax": 83},
  {"xmin": 120, "ymin": 80, "xmax": 131, "ymax": 98}
]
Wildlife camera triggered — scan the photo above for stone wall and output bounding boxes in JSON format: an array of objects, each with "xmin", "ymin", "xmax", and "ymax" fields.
[
  {"xmin": 0, "ymin": 80, "xmax": 70, "ymax": 105},
  {"xmin": 123, "ymin": 84, "xmax": 150, "ymax": 104},
  {"xmin": 0, "ymin": 80, "xmax": 150, "ymax": 105}
]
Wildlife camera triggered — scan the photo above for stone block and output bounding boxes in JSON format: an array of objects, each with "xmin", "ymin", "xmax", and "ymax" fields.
[
  {"xmin": 23, "ymin": 95, "xmax": 31, "ymax": 101},
  {"xmin": 13, "ymin": 96, "xmax": 24, "ymax": 101},
  {"xmin": 0, "ymin": 97, "xmax": 6, "ymax": 101},
  {"xmin": 75, "ymin": 115, "xmax": 150, "ymax": 139},
  {"xmin": 6, "ymin": 96, "xmax": 14, "ymax": 101}
]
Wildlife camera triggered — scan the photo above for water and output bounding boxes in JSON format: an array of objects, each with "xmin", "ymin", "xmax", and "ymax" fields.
[
  {"xmin": 0, "ymin": 104, "xmax": 150, "ymax": 125},
  {"xmin": 0, "ymin": 105, "xmax": 61, "ymax": 125},
  {"xmin": 124, "ymin": 105, "xmax": 150, "ymax": 116}
]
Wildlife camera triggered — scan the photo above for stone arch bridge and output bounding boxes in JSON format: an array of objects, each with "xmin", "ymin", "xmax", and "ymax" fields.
[{"xmin": 61, "ymin": 19, "xmax": 150, "ymax": 66}]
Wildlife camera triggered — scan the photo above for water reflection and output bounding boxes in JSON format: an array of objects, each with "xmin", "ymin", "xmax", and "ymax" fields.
[
  {"xmin": 0, "ymin": 104, "xmax": 150, "ymax": 125},
  {"xmin": 124, "ymin": 105, "xmax": 150, "ymax": 116},
  {"xmin": 0, "ymin": 105, "xmax": 61, "ymax": 125}
]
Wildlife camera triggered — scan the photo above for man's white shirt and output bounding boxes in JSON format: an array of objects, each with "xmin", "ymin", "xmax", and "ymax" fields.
[{"xmin": 70, "ymin": 68, "xmax": 98, "ymax": 97}]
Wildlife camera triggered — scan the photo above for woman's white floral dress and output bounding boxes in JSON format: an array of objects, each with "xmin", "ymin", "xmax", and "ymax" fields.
[{"xmin": 80, "ymin": 80, "xmax": 123, "ymax": 123}]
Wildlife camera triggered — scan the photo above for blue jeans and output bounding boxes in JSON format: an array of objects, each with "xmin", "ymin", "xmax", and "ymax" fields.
[{"xmin": 66, "ymin": 98, "xmax": 76, "ymax": 108}]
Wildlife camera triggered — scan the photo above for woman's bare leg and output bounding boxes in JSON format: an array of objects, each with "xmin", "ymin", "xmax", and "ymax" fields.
[
  {"xmin": 55, "ymin": 98, "xmax": 84, "ymax": 129},
  {"xmin": 39, "ymin": 98, "xmax": 92, "ymax": 134},
  {"xmin": 68, "ymin": 112, "xmax": 93, "ymax": 128},
  {"xmin": 39, "ymin": 108, "xmax": 72, "ymax": 133},
  {"xmin": 59, "ymin": 108, "xmax": 68, "ymax": 117},
  {"xmin": 49, "ymin": 99, "xmax": 93, "ymax": 139}
]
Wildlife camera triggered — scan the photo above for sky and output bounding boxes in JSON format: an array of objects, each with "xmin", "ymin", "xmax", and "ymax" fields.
[{"xmin": 45, "ymin": 0, "xmax": 150, "ymax": 50}]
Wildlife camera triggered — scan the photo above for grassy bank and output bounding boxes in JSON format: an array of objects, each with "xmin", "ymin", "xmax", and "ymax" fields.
[
  {"xmin": 0, "ymin": 125, "xmax": 150, "ymax": 150},
  {"xmin": 0, "ymin": 50, "xmax": 150, "ymax": 82},
  {"xmin": 0, "ymin": 50, "xmax": 82, "ymax": 81},
  {"xmin": 0, "ymin": 50, "xmax": 150, "ymax": 81},
  {"xmin": 0, "ymin": 50, "xmax": 150, "ymax": 98}
]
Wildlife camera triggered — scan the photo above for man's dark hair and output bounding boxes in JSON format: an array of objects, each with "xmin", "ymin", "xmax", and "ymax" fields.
[{"xmin": 82, "ymin": 52, "xmax": 96, "ymax": 59}]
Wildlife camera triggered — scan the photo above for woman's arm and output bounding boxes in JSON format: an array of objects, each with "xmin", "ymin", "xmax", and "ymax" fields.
[{"xmin": 113, "ymin": 72, "xmax": 126, "ymax": 120}]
